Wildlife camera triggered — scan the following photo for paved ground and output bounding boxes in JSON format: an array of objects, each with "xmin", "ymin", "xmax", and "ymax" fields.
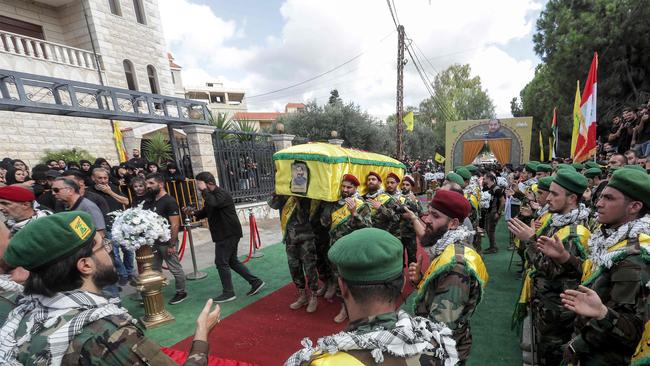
[{"xmin": 120, "ymin": 217, "xmax": 282, "ymax": 296}]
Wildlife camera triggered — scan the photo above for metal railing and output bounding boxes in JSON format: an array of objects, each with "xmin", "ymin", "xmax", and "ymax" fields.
[
  {"xmin": 0, "ymin": 30, "xmax": 102, "ymax": 70},
  {"xmin": 213, "ymin": 130, "xmax": 276, "ymax": 203},
  {"xmin": 118, "ymin": 179, "xmax": 205, "ymax": 224}
]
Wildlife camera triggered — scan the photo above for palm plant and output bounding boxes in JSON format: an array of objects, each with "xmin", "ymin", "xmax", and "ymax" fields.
[
  {"xmin": 233, "ymin": 118, "xmax": 259, "ymax": 141},
  {"xmin": 143, "ymin": 132, "xmax": 172, "ymax": 165},
  {"xmin": 209, "ymin": 111, "xmax": 234, "ymax": 140}
]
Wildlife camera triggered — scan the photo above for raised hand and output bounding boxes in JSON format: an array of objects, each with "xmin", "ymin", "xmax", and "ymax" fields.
[
  {"xmin": 561, "ymin": 285, "xmax": 608, "ymax": 320},
  {"xmin": 507, "ymin": 217, "xmax": 535, "ymax": 241},
  {"xmin": 408, "ymin": 255, "xmax": 423, "ymax": 284},
  {"xmin": 536, "ymin": 235, "xmax": 569, "ymax": 263},
  {"xmin": 194, "ymin": 299, "xmax": 221, "ymax": 342}
]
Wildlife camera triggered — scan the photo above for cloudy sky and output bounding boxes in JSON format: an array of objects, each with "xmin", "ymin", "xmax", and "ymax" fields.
[{"xmin": 160, "ymin": 0, "xmax": 546, "ymax": 119}]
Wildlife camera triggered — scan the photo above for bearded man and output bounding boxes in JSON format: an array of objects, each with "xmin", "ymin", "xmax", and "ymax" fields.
[{"xmin": 405, "ymin": 190, "xmax": 488, "ymax": 364}]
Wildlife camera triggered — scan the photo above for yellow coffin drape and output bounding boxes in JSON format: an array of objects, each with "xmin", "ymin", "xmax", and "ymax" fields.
[
  {"xmin": 273, "ymin": 143, "xmax": 405, "ymax": 202},
  {"xmin": 463, "ymin": 139, "xmax": 485, "ymax": 165}
]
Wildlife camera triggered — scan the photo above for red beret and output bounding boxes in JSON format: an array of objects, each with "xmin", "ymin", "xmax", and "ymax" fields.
[
  {"xmin": 430, "ymin": 189, "xmax": 471, "ymax": 220},
  {"xmin": 402, "ymin": 175, "xmax": 415, "ymax": 186},
  {"xmin": 342, "ymin": 174, "xmax": 360, "ymax": 187},
  {"xmin": 367, "ymin": 171, "xmax": 382, "ymax": 182},
  {"xmin": 0, "ymin": 185, "xmax": 35, "ymax": 202},
  {"xmin": 386, "ymin": 172, "xmax": 400, "ymax": 183}
]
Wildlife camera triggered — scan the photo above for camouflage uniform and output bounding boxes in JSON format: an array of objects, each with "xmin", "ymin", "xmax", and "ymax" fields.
[
  {"xmin": 564, "ymin": 234, "xmax": 650, "ymax": 365},
  {"xmin": 397, "ymin": 192, "xmax": 423, "ymax": 265},
  {"xmin": 13, "ymin": 312, "xmax": 207, "ymax": 365},
  {"xmin": 524, "ymin": 216, "xmax": 590, "ymax": 365},
  {"xmin": 319, "ymin": 198, "xmax": 372, "ymax": 245},
  {"xmin": 0, "ymin": 289, "xmax": 19, "ymax": 326},
  {"xmin": 363, "ymin": 191, "xmax": 399, "ymax": 233},
  {"xmin": 269, "ymin": 195, "xmax": 319, "ymax": 292},
  {"xmin": 414, "ymin": 241, "xmax": 488, "ymax": 363}
]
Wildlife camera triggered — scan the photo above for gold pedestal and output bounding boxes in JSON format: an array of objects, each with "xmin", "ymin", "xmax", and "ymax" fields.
[{"xmin": 134, "ymin": 245, "xmax": 175, "ymax": 328}]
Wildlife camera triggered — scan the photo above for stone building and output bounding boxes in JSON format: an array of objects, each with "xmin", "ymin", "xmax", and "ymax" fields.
[{"xmin": 0, "ymin": 0, "xmax": 175, "ymax": 167}]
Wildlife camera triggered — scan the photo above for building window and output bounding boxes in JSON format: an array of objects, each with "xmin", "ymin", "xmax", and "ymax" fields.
[
  {"xmin": 108, "ymin": 0, "xmax": 121, "ymax": 16},
  {"xmin": 171, "ymin": 71, "xmax": 175, "ymax": 85},
  {"xmin": 147, "ymin": 65, "xmax": 159, "ymax": 94},
  {"xmin": 133, "ymin": 0, "xmax": 146, "ymax": 24},
  {"xmin": 123, "ymin": 60, "xmax": 137, "ymax": 90}
]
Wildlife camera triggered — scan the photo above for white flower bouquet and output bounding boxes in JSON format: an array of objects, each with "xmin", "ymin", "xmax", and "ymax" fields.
[
  {"xmin": 110, "ymin": 203, "xmax": 171, "ymax": 251},
  {"xmin": 479, "ymin": 191, "xmax": 492, "ymax": 209}
]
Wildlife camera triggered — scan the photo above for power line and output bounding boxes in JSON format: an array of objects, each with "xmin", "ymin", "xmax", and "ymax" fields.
[
  {"xmin": 247, "ymin": 30, "xmax": 395, "ymax": 99},
  {"xmin": 386, "ymin": 0, "xmax": 399, "ymax": 28}
]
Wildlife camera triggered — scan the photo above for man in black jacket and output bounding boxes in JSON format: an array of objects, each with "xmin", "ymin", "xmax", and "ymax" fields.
[{"xmin": 185, "ymin": 172, "xmax": 265, "ymax": 303}]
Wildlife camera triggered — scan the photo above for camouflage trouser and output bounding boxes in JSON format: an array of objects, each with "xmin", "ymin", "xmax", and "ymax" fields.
[
  {"xmin": 314, "ymin": 231, "xmax": 334, "ymax": 283},
  {"xmin": 532, "ymin": 296, "xmax": 575, "ymax": 366},
  {"xmin": 401, "ymin": 235, "xmax": 417, "ymax": 267},
  {"xmin": 286, "ymin": 236, "xmax": 319, "ymax": 291}
]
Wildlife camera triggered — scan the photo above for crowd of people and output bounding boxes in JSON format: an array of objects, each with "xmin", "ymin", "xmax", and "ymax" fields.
[{"xmin": 1, "ymin": 135, "xmax": 650, "ymax": 365}]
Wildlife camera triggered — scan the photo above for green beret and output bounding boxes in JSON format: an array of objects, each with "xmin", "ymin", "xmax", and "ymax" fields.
[
  {"xmin": 537, "ymin": 164, "xmax": 552, "ymax": 173},
  {"xmin": 571, "ymin": 163, "xmax": 585, "ymax": 171},
  {"xmin": 4, "ymin": 211, "xmax": 96, "ymax": 270},
  {"xmin": 552, "ymin": 169, "xmax": 588, "ymax": 195},
  {"xmin": 584, "ymin": 161, "xmax": 600, "ymax": 169},
  {"xmin": 525, "ymin": 161, "xmax": 539, "ymax": 173},
  {"xmin": 464, "ymin": 165, "xmax": 478, "ymax": 174},
  {"xmin": 446, "ymin": 172, "xmax": 465, "ymax": 187},
  {"xmin": 529, "ymin": 160, "xmax": 541, "ymax": 165},
  {"xmin": 607, "ymin": 169, "xmax": 650, "ymax": 208},
  {"xmin": 454, "ymin": 167, "xmax": 471, "ymax": 180},
  {"xmin": 622, "ymin": 164, "xmax": 647, "ymax": 173},
  {"xmin": 328, "ymin": 228, "xmax": 403, "ymax": 284},
  {"xmin": 583, "ymin": 167, "xmax": 602, "ymax": 178},
  {"xmin": 537, "ymin": 176, "xmax": 554, "ymax": 192},
  {"xmin": 556, "ymin": 164, "xmax": 576, "ymax": 172}
]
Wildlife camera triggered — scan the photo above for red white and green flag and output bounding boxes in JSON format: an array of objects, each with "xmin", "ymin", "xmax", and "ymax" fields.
[
  {"xmin": 549, "ymin": 107, "xmax": 557, "ymax": 159},
  {"xmin": 574, "ymin": 53, "xmax": 598, "ymax": 162}
]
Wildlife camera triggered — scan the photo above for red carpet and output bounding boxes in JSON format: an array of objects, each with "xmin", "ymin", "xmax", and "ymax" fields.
[{"xmin": 171, "ymin": 250, "xmax": 424, "ymax": 366}]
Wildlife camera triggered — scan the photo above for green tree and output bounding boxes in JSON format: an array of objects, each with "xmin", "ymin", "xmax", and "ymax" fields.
[
  {"xmin": 278, "ymin": 100, "xmax": 388, "ymax": 154},
  {"xmin": 517, "ymin": 0, "xmax": 650, "ymax": 157},
  {"xmin": 143, "ymin": 132, "xmax": 172, "ymax": 165},
  {"xmin": 41, "ymin": 148, "xmax": 95, "ymax": 164},
  {"xmin": 417, "ymin": 64, "xmax": 496, "ymax": 151},
  {"xmin": 328, "ymin": 89, "xmax": 342, "ymax": 106}
]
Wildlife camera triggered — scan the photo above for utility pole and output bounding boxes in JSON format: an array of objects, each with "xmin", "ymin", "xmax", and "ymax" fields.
[{"xmin": 396, "ymin": 25, "xmax": 405, "ymax": 160}]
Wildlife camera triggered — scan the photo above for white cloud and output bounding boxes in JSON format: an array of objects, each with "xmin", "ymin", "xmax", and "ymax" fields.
[{"xmin": 161, "ymin": 0, "xmax": 542, "ymax": 117}]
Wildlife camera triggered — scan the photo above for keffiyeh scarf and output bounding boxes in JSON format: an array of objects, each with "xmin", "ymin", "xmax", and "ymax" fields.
[
  {"xmin": 550, "ymin": 203, "xmax": 590, "ymax": 228},
  {"xmin": 284, "ymin": 310, "xmax": 458, "ymax": 366},
  {"xmin": 588, "ymin": 215, "xmax": 650, "ymax": 269},
  {"xmin": 428, "ymin": 226, "xmax": 475, "ymax": 258},
  {"xmin": 0, "ymin": 275, "xmax": 23, "ymax": 294},
  {"xmin": 0, "ymin": 290, "xmax": 133, "ymax": 366},
  {"xmin": 364, "ymin": 189, "xmax": 385, "ymax": 200}
]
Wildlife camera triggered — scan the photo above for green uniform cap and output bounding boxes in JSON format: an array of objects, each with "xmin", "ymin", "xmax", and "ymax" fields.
[
  {"xmin": 446, "ymin": 172, "xmax": 465, "ymax": 187},
  {"xmin": 328, "ymin": 228, "xmax": 403, "ymax": 284},
  {"xmin": 571, "ymin": 163, "xmax": 585, "ymax": 171},
  {"xmin": 607, "ymin": 169, "xmax": 650, "ymax": 208},
  {"xmin": 584, "ymin": 161, "xmax": 600, "ymax": 169},
  {"xmin": 4, "ymin": 211, "xmax": 96, "ymax": 270},
  {"xmin": 536, "ymin": 164, "xmax": 552, "ymax": 173},
  {"xmin": 552, "ymin": 169, "xmax": 588, "ymax": 195},
  {"xmin": 454, "ymin": 167, "xmax": 471, "ymax": 180},
  {"xmin": 583, "ymin": 167, "xmax": 602, "ymax": 178},
  {"xmin": 525, "ymin": 161, "xmax": 539, "ymax": 173},
  {"xmin": 464, "ymin": 165, "xmax": 478, "ymax": 174},
  {"xmin": 537, "ymin": 176, "xmax": 554, "ymax": 192},
  {"xmin": 556, "ymin": 164, "xmax": 576, "ymax": 172},
  {"xmin": 622, "ymin": 164, "xmax": 647, "ymax": 173}
]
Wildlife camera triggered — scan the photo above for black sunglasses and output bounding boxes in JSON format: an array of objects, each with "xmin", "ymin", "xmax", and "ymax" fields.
[{"xmin": 51, "ymin": 187, "xmax": 69, "ymax": 193}]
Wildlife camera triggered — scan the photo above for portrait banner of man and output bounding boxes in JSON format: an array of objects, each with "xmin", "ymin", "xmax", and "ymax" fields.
[{"xmin": 290, "ymin": 161, "xmax": 309, "ymax": 194}]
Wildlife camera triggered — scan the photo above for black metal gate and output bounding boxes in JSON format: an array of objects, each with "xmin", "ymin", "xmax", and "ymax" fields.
[{"xmin": 213, "ymin": 130, "xmax": 276, "ymax": 203}]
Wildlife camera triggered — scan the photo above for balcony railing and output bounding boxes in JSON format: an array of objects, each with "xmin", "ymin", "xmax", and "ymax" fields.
[{"xmin": 0, "ymin": 30, "xmax": 102, "ymax": 71}]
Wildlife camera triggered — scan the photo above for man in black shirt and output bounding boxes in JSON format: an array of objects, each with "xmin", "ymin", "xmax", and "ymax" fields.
[
  {"xmin": 482, "ymin": 173, "xmax": 505, "ymax": 254},
  {"xmin": 128, "ymin": 148, "xmax": 148, "ymax": 170},
  {"xmin": 143, "ymin": 173, "xmax": 187, "ymax": 305},
  {"xmin": 89, "ymin": 168, "xmax": 133, "ymax": 286},
  {"xmin": 185, "ymin": 172, "xmax": 264, "ymax": 303}
]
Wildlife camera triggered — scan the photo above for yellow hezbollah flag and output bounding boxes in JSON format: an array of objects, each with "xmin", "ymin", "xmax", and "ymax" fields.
[
  {"xmin": 435, "ymin": 153, "xmax": 445, "ymax": 164},
  {"xmin": 112, "ymin": 121, "xmax": 128, "ymax": 163},
  {"xmin": 403, "ymin": 111, "xmax": 414, "ymax": 132},
  {"xmin": 539, "ymin": 130, "xmax": 544, "ymax": 162},
  {"xmin": 571, "ymin": 80, "xmax": 582, "ymax": 158}
]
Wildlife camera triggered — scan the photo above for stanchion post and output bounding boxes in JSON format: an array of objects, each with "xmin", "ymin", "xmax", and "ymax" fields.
[
  {"xmin": 184, "ymin": 217, "xmax": 207, "ymax": 280},
  {"xmin": 249, "ymin": 208, "xmax": 264, "ymax": 258}
]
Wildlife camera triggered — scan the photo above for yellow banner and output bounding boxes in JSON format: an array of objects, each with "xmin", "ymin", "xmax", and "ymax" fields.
[
  {"xmin": 435, "ymin": 153, "xmax": 445, "ymax": 163},
  {"xmin": 112, "ymin": 121, "xmax": 127, "ymax": 163},
  {"xmin": 571, "ymin": 80, "xmax": 581, "ymax": 159},
  {"xmin": 539, "ymin": 130, "xmax": 544, "ymax": 162},
  {"xmin": 403, "ymin": 111, "xmax": 414, "ymax": 132}
]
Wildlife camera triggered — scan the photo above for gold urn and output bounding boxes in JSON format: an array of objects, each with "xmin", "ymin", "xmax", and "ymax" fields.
[{"xmin": 133, "ymin": 245, "xmax": 175, "ymax": 328}]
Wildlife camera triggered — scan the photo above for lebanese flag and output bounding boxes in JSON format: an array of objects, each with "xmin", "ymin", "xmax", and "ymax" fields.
[{"xmin": 574, "ymin": 53, "xmax": 598, "ymax": 162}]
